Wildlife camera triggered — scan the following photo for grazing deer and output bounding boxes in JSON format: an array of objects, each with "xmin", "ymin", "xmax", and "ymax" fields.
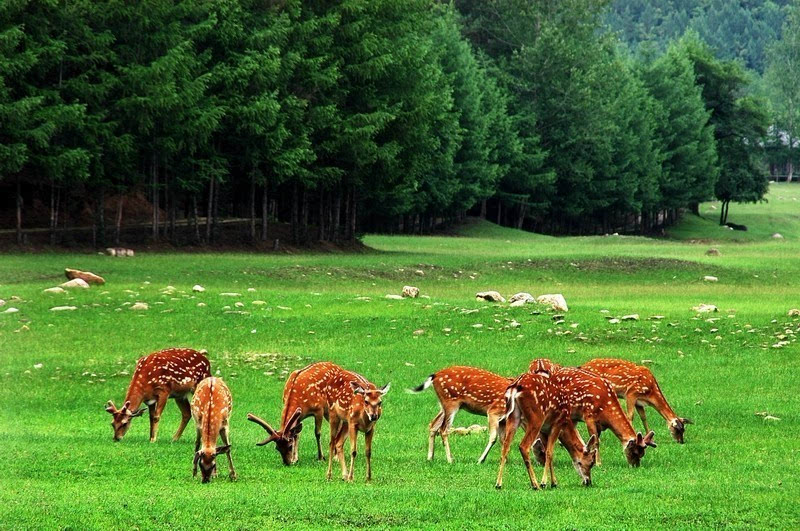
[
  {"xmin": 105, "ymin": 348, "xmax": 210, "ymax": 442},
  {"xmin": 528, "ymin": 358, "xmax": 562, "ymax": 377},
  {"xmin": 581, "ymin": 358, "xmax": 693, "ymax": 443},
  {"xmin": 326, "ymin": 370, "xmax": 390, "ymax": 481},
  {"xmin": 547, "ymin": 366, "xmax": 656, "ymax": 466},
  {"xmin": 191, "ymin": 377, "xmax": 236, "ymax": 483},
  {"xmin": 411, "ymin": 366, "xmax": 513, "ymax": 464},
  {"xmin": 247, "ymin": 362, "xmax": 336, "ymax": 465},
  {"xmin": 495, "ymin": 372, "xmax": 597, "ymax": 489}
]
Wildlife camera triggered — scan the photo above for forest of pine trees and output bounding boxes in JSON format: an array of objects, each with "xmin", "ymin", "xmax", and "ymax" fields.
[{"xmin": 0, "ymin": 0, "xmax": 797, "ymax": 246}]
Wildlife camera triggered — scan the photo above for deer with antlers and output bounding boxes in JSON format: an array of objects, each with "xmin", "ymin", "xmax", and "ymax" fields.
[
  {"xmin": 410, "ymin": 366, "xmax": 514, "ymax": 464},
  {"xmin": 105, "ymin": 347, "xmax": 211, "ymax": 442},
  {"xmin": 495, "ymin": 372, "xmax": 598, "ymax": 489},
  {"xmin": 326, "ymin": 369, "xmax": 390, "ymax": 482},
  {"xmin": 529, "ymin": 360, "xmax": 656, "ymax": 467},
  {"xmin": 191, "ymin": 377, "xmax": 236, "ymax": 483},
  {"xmin": 247, "ymin": 362, "xmax": 335, "ymax": 465},
  {"xmin": 581, "ymin": 358, "xmax": 693, "ymax": 443}
]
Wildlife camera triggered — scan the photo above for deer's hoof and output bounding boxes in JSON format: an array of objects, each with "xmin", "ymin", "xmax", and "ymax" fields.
[{"xmin": 495, "ymin": 483, "xmax": 503, "ymax": 490}]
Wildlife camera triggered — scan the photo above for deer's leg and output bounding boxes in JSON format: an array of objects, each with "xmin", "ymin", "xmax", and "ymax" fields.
[
  {"xmin": 193, "ymin": 427, "xmax": 201, "ymax": 477},
  {"xmin": 478, "ymin": 411, "xmax": 501, "ymax": 464},
  {"xmin": 544, "ymin": 423, "xmax": 563, "ymax": 488},
  {"xmin": 336, "ymin": 424, "xmax": 348, "ymax": 479},
  {"xmin": 440, "ymin": 406, "xmax": 458, "ymax": 464},
  {"xmin": 315, "ymin": 413, "xmax": 324, "ymax": 461},
  {"xmin": 346, "ymin": 423, "xmax": 358, "ymax": 481},
  {"xmin": 365, "ymin": 428, "xmax": 374, "ymax": 481},
  {"xmin": 635, "ymin": 404, "xmax": 650, "ymax": 433},
  {"xmin": 221, "ymin": 425, "xmax": 237, "ymax": 481},
  {"xmin": 495, "ymin": 414, "xmax": 520, "ymax": 489},
  {"xmin": 533, "ymin": 428, "xmax": 548, "ymax": 466},
  {"xmin": 292, "ymin": 428, "xmax": 301, "ymax": 464},
  {"xmin": 428, "ymin": 410, "xmax": 444, "ymax": 461},
  {"xmin": 149, "ymin": 394, "xmax": 168, "ymax": 442},
  {"xmin": 586, "ymin": 418, "xmax": 601, "ymax": 466},
  {"xmin": 624, "ymin": 392, "xmax": 638, "ymax": 426},
  {"xmin": 172, "ymin": 397, "xmax": 192, "ymax": 442},
  {"xmin": 326, "ymin": 416, "xmax": 340, "ymax": 480},
  {"xmin": 518, "ymin": 420, "xmax": 543, "ymax": 490}
]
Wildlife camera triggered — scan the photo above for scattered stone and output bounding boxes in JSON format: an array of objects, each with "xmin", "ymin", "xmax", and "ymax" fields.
[
  {"xmin": 763, "ymin": 415, "xmax": 781, "ymax": 421},
  {"xmin": 61, "ymin": 278, "xmax": 90, "ymax": 289},
  {"xmin": 220, "ymin": 292, "xmax": 241, "ymax": 297},
  {"xmin": 508, "ymin": 292, "xmax": 535, "ymax": 306},
  {"xmin": 476, "ymin": 291, "xmax": 506, "ymax": 303},
  {"xmin": 402, "ymin": 286, "xmax": 420, "ymax": 298},
  {"xmin": 193, "ymin": 285, "xmax": 205, "ymax": 292},
  {"xmin": 43, "ymin": 287, "xmax": 66, "ymax": 294},
  {"xmin": 105, "ymin": 247, "xmax": 134, "ymax": 257},
  {"xmin": 552, "ymin": 314, "xmax": 565, "ymax": 321},
  {"xmin": 197, "ymin": 302, "xmax": 207, "ymax": 307},
  {"xmin": 621, "ymin": 314, "xmax": 640, "ymax": 321},
  {"xmin": 641, "ymin": 360, "xmax": 654, "ymax": 365},
  {"xmin": 413, "ymin": 329, "xmax": 425, "ymax": 336},
  {"xmin": 247, "ymin": 288, "xmax": 256, "ymax": 292},
  {"xmin": 608, "ymin": 318, "xmax": 621, "ymax": 324},
  {"xmin": 130, "ymin": 302, "xmax": 149, "ymax": 311},
  {"xmin": 600, "ymin": 309, "xmax": 609, "ymax": 314},
  {"xmin": 234, "ymin": 302, "xmax": 245, "ymax": 308},
  {"xmin": 706, "ymin": 248, "xmax": 721, "ymax": 256},
  {"xmin": 414, "ymin": 269, "xmax": 425, "ymax": 276},
  {"xmin": 0, "ymin": 299, "xmax": 4, "ymax": 307},
  {"xmin": 385, "ymin": 294, "xmax": 403, "ymax": 300},
  {"xmin": 788, "ymin": 309, "xmax": 800, "ymax": 317},
  {"xmin": 65, "ymin": 268, "xmax": 105, "ymax": 285},
  {"xmin": 772, "ymin": 233, "xmax": 784, "ymax": 239},
  {"xmin": 703, "ymin": 276, "xmax": 718, "ymax": 282},
  {"xmin": 50, "ymin": 306, "xmax": 77, "ymax": 311},
  {"xmin": 34, "ymin": 363, "xmax": 43, "ymax": 369},
  {"xmin": 276, "ymin": 306, "xmax": 291, "ymax": 310},
  {"xmin": 509, "ymin": 320, "xmax": 521, "ymax": 328},
  {"xmin": 160, "ymin": 286, "xmax": 176, "ymax": 294},
  {"xmin": 692, "ymin": 304, "xmax": 718, "ymax": 313},
  {"xmin": 536, "ymin": 294, "xmax": 568, "ymax": 312},
  {"xmin": 472, "ymin": 323, "xmax": 483, "ymax": 328},
  {"xmin": 649, "ymin": 315, "xmax": 665, "ymax": 320},
  {"xmin": 2, "ymin": 307, "xmax": 20, "ymax": 314}
]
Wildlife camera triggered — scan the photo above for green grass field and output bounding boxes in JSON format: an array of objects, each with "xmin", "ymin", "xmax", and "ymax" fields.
[{"xmin": 2, "ymin": 184, "xmax": 799, "ymax": 529}]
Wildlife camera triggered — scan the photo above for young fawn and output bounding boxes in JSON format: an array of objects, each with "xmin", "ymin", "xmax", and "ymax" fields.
[
  {"xmin": 542, "ymin": 363, "xmax": 657, "ymax": 466},
  {"xmin": 105, "ymin": 348, "xmax": 210, "ymax": 442},
  {"xmin": 411, "ymin": 366, "xmax": 513, "ymax": 464},
  {"xmin": 191, "ymin": 377, "xmax": 236, "ymax": 483},
  {"xmin": 247, "ymin": 361, "xmax": 335, "ymax": 465},
  {"xmin": 495, "ymin": 372, "xmax": 597, "ymax": 489},
  {"xmin": 581, "ymin": 358, "xmax": 693, "ymax": 443},
  {"xmin": 326, "ymin": 370, "xmax": 390, "ymax": 482}
]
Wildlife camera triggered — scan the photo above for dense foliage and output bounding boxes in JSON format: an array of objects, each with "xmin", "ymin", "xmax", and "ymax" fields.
[{"xmin": 0, "ymin": 0, "xmax": 783, "ymax": 245}]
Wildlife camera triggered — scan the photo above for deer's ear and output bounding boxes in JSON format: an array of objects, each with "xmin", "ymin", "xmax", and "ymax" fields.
[
  {"xmin": 379, "ymin": 382, "xmax": 391, "ymax": 395},
  {"xmin": 285, "ymin": 407, "xmax": 303, "ymax": 433},
  {"xmin": 350, "ymin": 381, "xmax": 365, "ymax": 395},
  {"xmin": 122, "ymin": 400, "xmax": 131, "ymax": 411},
  {"xmin": 193, "ymin": 452, "xmax": 201, "ymax": 476},
  {"xmin": 636, "ymin": 432, "xmax": 643, "ymax": 445},
  {"xmin": 643, "ymin": 431, "xmax": 657, "ymax": 448},
  {"xmin": 533, "ymin": 438, "xmax": 544, "ymax": 453},
  {"xmin": 105, "ymin": 401, "xmax": 117, "ymax": 414},
  {"xmin": 586, "ymin": 434, "xmax": 598, "ymax": 452},
  {"xmin": 215, "ymin": 445, "xmax": 231, "ymax": 455},
  {"xmin": 130, "ymin": 408, "xmax": 146, "ymax": 418},
  {"xmin": 681, "ymin": 417, "xmax": 694, "ymax": 425}
]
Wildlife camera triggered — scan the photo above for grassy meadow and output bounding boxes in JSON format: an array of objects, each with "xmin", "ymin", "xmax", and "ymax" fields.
[{"xmin": 1, "ymin": 184, "xmax": 799, "ymax": 529}]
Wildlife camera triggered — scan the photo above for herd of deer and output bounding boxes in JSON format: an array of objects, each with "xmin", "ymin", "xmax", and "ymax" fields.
[{"xmin": 105, "ymin": 347, "xmax": 692, "ymax": 487}]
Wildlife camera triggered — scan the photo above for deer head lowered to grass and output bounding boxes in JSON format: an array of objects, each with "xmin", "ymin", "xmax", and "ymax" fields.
[{"xmin": 105, "ymin": 347, "xmax": 210, "ymax": 442}]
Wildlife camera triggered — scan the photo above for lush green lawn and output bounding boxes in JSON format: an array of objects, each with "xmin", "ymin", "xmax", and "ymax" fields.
[{"xmin": 2, "ymin": 185, "xmax": 799, "ymax": 529}]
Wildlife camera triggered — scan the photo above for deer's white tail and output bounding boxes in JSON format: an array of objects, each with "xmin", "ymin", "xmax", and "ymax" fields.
[
  {"xmin": 499, "ymin": 387, "xmax": 521, "ymax": 422},
  {"xmin": 409, "ymin": 375, "xmax": 434, "ymax": 393}
]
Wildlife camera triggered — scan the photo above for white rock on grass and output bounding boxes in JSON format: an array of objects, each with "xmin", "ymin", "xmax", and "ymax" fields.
[
  {"xmin": 772, "ymin": 233, "xmax": 784, "ymax": 239},
  {"xmin": 50, "ymin": 306, "xmax": 77, "ymax": 311},
  {"xmin": 220, "ymin": 292, "xmax": 241, "ymax": 297},
  {"xmin": 130, "ymin": 302, "xmax": 149, "ymax": 310},
  {"xmin": 252, "ymin": 300, "xmax": 267, "ymax": 305},
  {"xmin": 0, "ymin": 299, "xmax": 5, "ymax": 307},
  {"xmin": 61, "ymin": 278, "xmax": 90, "ymax": 289},
  {"xmin": 44, "ymin": 287, "xmax": 66, "ymax": 294},
  {"xmin": 385, "ymin": 294, "xmax": 403, "ymax": 300},
  {"xmin": 788, "ymin": 308, "xmax": 800, "ymax": 317},
  {"xmin": 476, "ymin": 291, "xmax": 506, "ymax": 303},
  {"xmin": 402, "ymin": 286, "xmax": 420, "ymax": 298},
  {"xmin": 608, "ymin": 318, "xmax": 621, "ymax": 324},
  {"xmin": 703, "ymin": 276, "xmax": 718, "ymax": 282},
  {"xmin": 621, "ymin": 314, "xmax": 640, "ymax": 321},
  {"xmin": 536, "ymin": 294, "xmax": 568, "ymax": 312},
  {"xmin": 509, "ymin": 292, "xmax": 535, "ymax": 306},
  {"xmin": 192, "ymin": 285, "xmax": 205, "ymax": 292},
  {"xmin": 692, "ymin": 304, "xmax": 718, "ymax": 313},
  {"xmin": 2, "ymin": 307, "xmax": 19, "ymax": 314}
]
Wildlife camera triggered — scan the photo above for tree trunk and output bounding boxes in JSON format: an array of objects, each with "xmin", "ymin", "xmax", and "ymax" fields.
[
  {"xmin": 212, "ymin": 175, "xmax": 219, "ymax": 242},
  {"xmin": 480, "ymin": 199, "xmax": 487, "ymax": 219},
  {"xmin": 49, "ymin": 182, "xmax": 57, "ymax": 245},
  {"xmin": 333, "ymin": 188, "xmax": 342, "ymax": 242},
  {"xmin": 318, "ymin": 189, "xmax": 325, "ymax": 242},
  {"xmin": 151, "ymin": 154, "xmax": 159, "ymax": 241},
  {"xmin": 261, "ymin": 183, "xmax": 268, "ymax": 242},
  {"xmin": 16, "ymin": 177, "xmax": 23, "ymax": 245},
  {"xmin": 115, "ymin": 195, "xmax": 124, "ymax": 245},
  {"xmin": 301, "ymin": 187, "xmax": 309, "ymax": 243},
  {"xmin": 496, "ymin": 199, "xmax": 502, "ymax": 225},
  {"xmin": 205, "ymin": 176, "xmax": 214, "ymax": 243},
  {"xmin": 249, "ymin": 176, "xmax": 256, "ymax": 241},
  {"xmin": 96, "ymin": 187, "xmax": 105, "ymax": 248},
  {"xmin": 689, "ymin": 202, "xmax": 699, "ymax": 215},
  {"xmin": 349, "ymin": 185, "xmax": 357, "ymax": 241},
  {"xmin": 192, "ymin": 195, "xmax": 199, "ymax": 243},
  {"xmin": 291, "ymin": 182, "xmax": 299, "ymax": 243}
]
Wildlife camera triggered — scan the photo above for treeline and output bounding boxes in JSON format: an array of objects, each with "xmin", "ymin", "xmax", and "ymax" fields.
[{"xmin": 0, "ymin": 1, "xmax": 778, "ymax": 245}]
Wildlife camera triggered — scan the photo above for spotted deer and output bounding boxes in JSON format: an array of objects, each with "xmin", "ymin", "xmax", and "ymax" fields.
[
  {"xmin": 191, "ymin": 377, "xmax": 236, "ymax": 483},
  {"xmin": 105, "ymin": 348, "xmax": 211, "ymax": 442},
  {"xmin": 546, "ymin": 366, "xmax": 656, "ymax": 466},
  {"xmin": 495, "ymin": 372, "xmax": 597, "ymax": 489},
  {"xmin": 411, "ymin": 366, "xmax": 514, "ymax": 464},
  {"xmin": 326, "ymin": 370, "xmax": 390, "ymax": 482},
  {"xmin": 247, "ymin": 361, "xmax": 337, "ymax": 465},
  {"xmin": 581, "ymin": 358, "xmax": 693, "ymax": 443}
]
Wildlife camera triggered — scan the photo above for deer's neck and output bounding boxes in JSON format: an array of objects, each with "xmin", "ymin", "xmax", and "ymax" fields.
[
  {"xmin": 123, "ymin": 383, "xmax": 145, "ymax": 411},
  {"xmin": 605, "ymin": 409, "xmax": 637, "ymax": 445}
]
